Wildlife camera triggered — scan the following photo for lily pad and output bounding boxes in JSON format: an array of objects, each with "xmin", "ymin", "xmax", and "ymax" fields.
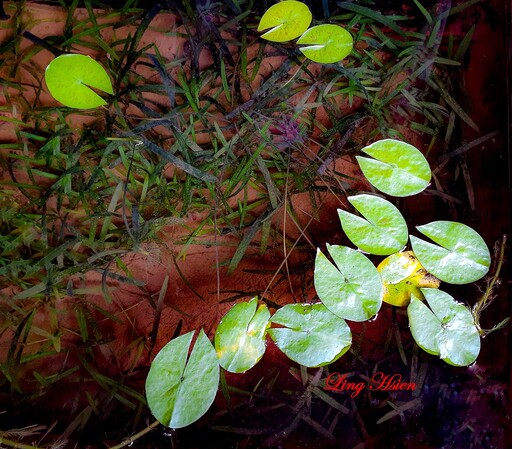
[
  {"xmin": 377, "ymin": 251, "xmax": 440, "ymax": 307},
  {"xmin": 408, "ymin": 289, "xmax": 481, "ymax": 366},
  {"xmin": 257, "ymin": 1, "xmax": 312, "ymax": 42},
  {"xmin": 268, "ymin": 303, "xmax": 352, "ymax": 367},
  {"xmin": 215, "ymin": 298, "xmax": 270, "ymax": 373},
  {"xmin": 297, "ymin": 24, "xmax": 353, "ymax": 63},
  {"xmin": 45, "ymin": 54, "xmax": 113, "ymax": 109},
  {"xmin": 410, "ymin": 221, "xmax": 491, "ymax": 284},
  {"xmin": 338, "ymin": 194, "xmax": 408, "ymax": 255},
  {"xmin": 314, "ymin": 244, "xmax": 383, "ymax": 322},
  {"xmin": 145, "ymin": 330, "xmax": 219, "ymax": 428},
  {"xmin": 356, "ymin": 139, "xmax": 431, "ymax": 197}
]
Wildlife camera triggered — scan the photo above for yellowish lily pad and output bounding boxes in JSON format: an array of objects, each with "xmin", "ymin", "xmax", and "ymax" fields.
[
  {"xmin": 257, "ymin": 1, "xmax": 312, "ymax": 43},
  {"xmin": 377, "ymin": 251, "xmax": 440, "ymax": 307},
  {"xmin": 297, "ymin": 24, "xmax": 353, "ymax": 63}
]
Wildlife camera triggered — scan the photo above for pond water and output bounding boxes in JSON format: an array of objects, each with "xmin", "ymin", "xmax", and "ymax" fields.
[{"xmin": 0, "ymin": 1, "xmax": 510, "ymax": 448}]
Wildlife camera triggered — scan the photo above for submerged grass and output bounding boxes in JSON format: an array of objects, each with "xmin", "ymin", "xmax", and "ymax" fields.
[{"xmin": 0, "ymin": 0, "xmax": 496, "ymax": 446}]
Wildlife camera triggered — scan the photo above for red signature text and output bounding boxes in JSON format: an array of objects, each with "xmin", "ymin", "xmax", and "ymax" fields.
[{"xmin": 324, "ymin": 372, "xmax": 416, "ymax": 397}]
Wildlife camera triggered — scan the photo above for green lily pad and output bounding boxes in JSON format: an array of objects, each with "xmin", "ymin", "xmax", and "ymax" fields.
[
  {"xmin": 145, "ymin": 330, "xmax": 219, "ymax": 428},
  {"xmin": 214, "ymin": 297, "xmax": 270, "ymax": 373},
  {"xmin": 314, "ymin": 244, "xmax": 383, "ymax": 322},
  {"xmin": 356, "ymin": 139, "xmax": 431, "ymax": 197},
  {"xmin": 45, "ymin": 54, "xmax": 113, "ymax": 109},
  {"xmin": 338, "ymin": 194, "xmax": 408, "ymax": 255},
  {"xmin": 408, "ymin": 289, "xmax": 481, "ymax": 366},
  {"xmin": 268, "ymin": 303, "xmax": 351, "ymax": 367},
  {"xmin": 257, "ymin": 1, "xmax": 312, "ymax": 42},
  {"xmin": 410, "ymin": 221, "xmax": 491, "ymax": 284},
  {"xmin": 297, "ymin": 24, "xmax": 353, "ymax": 63}
]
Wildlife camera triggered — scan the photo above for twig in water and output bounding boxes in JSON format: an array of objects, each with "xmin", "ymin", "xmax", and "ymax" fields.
[
  {"xmin": 473, "ymin": 234, "xmax": 509, "ymax": 335},
  {"xmin": 108, "ymin": 420, "xmax": 161, "ymax": 449}
]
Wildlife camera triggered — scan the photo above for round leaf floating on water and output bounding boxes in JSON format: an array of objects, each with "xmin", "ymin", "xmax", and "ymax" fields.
[
  {"xmin": 410, "ymin": 221, "xmax": 491, "ymax": 284},
  {"xmin": 297, "ymin": 24, "xmax": 353, "ymax": 63},
  {"xmin": 408, "ymin": 288, "xmax": 481, "ymax": 366},
  {"xmin": 45, "ymin": 54, "xmax": 113, "ymax": 109},
  {"xmin": 268, "ymin": 302, "xmax": 352, "ymax": 367},
  {"xmin": 377, "ymin": 251, "xmax": 440, "ymax": 307},
  {"xmin": 356, "ymin": 139, "xmax": 431, "ymax": 197},
  {"xmin": 338, "ymin": 194, "xmax": 408, "ymax": 255},
  {"xmin": 215, "ymin": 297, "xmax": 270, "ymax": 373},
  {"xmin": 314, "ymin": 244, "xmax": 383, "ymax": 322},
  {"xmin": 145, "ymin": 330, "xmax": 219, "ymax": 429},
  {"xmin": 257, "ymin": 1, "xmax": 312, "ymax": 42}
]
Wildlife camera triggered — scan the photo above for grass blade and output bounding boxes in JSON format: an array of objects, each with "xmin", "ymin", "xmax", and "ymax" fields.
[{"xmin": 337, "ymin": 2, "xmax": 405, "ymax": 35}]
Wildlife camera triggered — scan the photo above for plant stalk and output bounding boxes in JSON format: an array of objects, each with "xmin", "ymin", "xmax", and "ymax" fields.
[
  {"xmin": 473, "ymin": 234, "xmax": 509, "ymax": 334},
  {"xmin": 0, "ymin": 436, "xmax": 45, "ymax": 449},
  {"xmin": 108, "ymin": 420, "xmax": 160, "ymax": 449}
]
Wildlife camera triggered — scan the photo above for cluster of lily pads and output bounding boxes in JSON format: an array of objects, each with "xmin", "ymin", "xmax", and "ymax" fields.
[
  {"xmin": 257, "ymin": 0, "xmax": 354, "ymax": 63},
  {"xmin": 40, "ymin": 1, "xmax": 491, "ymax": 432},
  {"xmin": 43, "ymin": 0, "xmax": 355, "ymax": 109},
  {"xmin": 144, "ymin": 137, "xmax": 491, "ymax": 429},
  {"xmin": 315, "ymin": 138, "xmax": 489, "ymax": 370}
]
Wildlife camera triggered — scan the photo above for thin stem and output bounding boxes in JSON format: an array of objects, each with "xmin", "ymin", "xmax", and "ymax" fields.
[
  {"xmin": 282, "ymin": 153, "xmax": 295, "ymax": 298},
  {"xmin": 108, "ymin": 420, "xmax": 160, "ymax": 449},
  {"xmin": 473, "ymin": 234, "xmax": 508, "ymax": 333},
  {"xmin": 0, "ymin": 436, "xmax": 45, "ymax": 449}
]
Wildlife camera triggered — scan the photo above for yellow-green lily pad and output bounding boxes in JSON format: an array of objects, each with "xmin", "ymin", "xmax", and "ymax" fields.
[
  {"xmin": 408, "ymin": 289, "xmax": 481, "ymax": 366},
  {"xmin": 356, "ymin": 139, "xmax": 431, "ymax": 197},
  {"xmin": 257, "ymin": 1, "xmax": 312, "ymax": 42},
  {"xmin": 314, "ymin": 244, "xmax": 383, "ymax": 322},
  {"xmin": 268, "ymin": 302, "xmax": 351, "ymax": 367},
  {"xmin": 338, "ymin": 194, "xmax": 408, "ymax": 255},
  {"xmin": 297, "ymin": 24, "xmax": 353, "ymax": 63},
  {"xmin": 45, "ymin": 54, "xmax": 113, "ymax": 109},
  {"xmin": 215, "ymin": 298, "xmax": 270, "ymax": 373},
  {"xmin": 410, "ymin": 221, "xmax": 491, "ymax": 284},
  {"xmin": 145, "ymin": 330, "xmax": 219, "ymax": 428}
]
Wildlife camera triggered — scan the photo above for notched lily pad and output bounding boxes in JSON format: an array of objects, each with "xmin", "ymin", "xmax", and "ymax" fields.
[
  {"xmin": 215, "ymin": 297, "xmax": 270, "ymax": 373},
  {"xmin": 410, "ymin": 221, "xmax": 491, "ymax": 284},
  {"xmin": 314, "ymin": 244, "xmax": 383, "ymax": 322},
  {"xmin": 145, "ymin": 330, "xmax": 219, "ymax": 429},
  {"xmin": 377, "ymin": 251, "xmax": 440, "ymax": 307},
  {"xmin": 356, "ymin": 139, "xmax": 431, "ymax": 197},
  {"xmin": 257, "ymin": 1, "xmax": 312, "ymax": 42},
  {"xmin": 45, "ymin": 54, "xmax": 113, "ymax": 109},
  {"xmin": 297, "ymin": 24, "xmax": 353, "ymax": 63},
  {"xmin": 338, "ymin": 194, "xmax": 408, "ymax": 255},
  {"xmin": 268, "ymin": 302, "xmax": 351, "ymax": 367},
  {"xmin": 408, "ymin": 289, "xmax": 481, "ymax": 366}
]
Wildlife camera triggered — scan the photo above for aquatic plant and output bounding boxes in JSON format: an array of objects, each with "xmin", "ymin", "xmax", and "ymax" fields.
[
  {"xmin": 145, "ymin": 137, "xmax": 501, "ymax": 431},
  {"xmin": 257, "ymin": 1, "xmax": 312, "ymax": 42},
  {"xmin": 0, "ymin": 0, "xmax": 508, "ymax": 446},
  {"xmin": 258, "ymin": 1, "xmax": 354, "ymax": 63},
  {"xmin": 44, "ymin": 53, "xmax": 113, "ymax": 109}
]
